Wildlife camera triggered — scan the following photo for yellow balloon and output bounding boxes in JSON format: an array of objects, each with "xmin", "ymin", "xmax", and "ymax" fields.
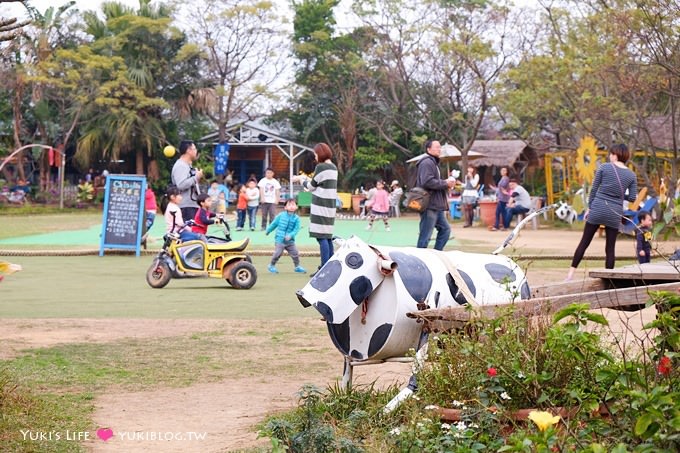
[{"xmin": 163, "ymin": 145, "xmax": 176, "ymax": 158}]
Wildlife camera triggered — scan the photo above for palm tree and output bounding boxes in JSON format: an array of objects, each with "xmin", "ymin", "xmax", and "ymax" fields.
[{"xmin": 76, "ymin": 0, "xmax": 190, "ymax": 175}]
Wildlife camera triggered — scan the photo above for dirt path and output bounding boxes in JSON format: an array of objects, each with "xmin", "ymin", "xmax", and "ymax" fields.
[{"xmin": 2, "ymin": 305, "xmax": 659, "ymax": 452}]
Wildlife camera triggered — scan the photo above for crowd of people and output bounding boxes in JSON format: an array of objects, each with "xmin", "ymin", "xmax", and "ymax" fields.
[{"xmin": 143, "ymin": 137, "xmax": 655, "ymax": 278}]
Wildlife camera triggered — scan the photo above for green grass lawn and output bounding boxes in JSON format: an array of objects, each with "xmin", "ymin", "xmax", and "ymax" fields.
[
  {"xmin": 0, "ymin": 212, "xmax": 102, "ymax": 241},
  {"xmin": 0, "ymin": 208, "xmax": 461, "ymax": 250},
  {"xmin": 0, "ymin": 255, "xmax": 321, "ymax": 318}
]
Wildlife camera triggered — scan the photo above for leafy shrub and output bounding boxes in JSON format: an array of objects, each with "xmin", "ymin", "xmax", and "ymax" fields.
[
  {"xmin": 261, "ymin": 298, "xmax": 679, "ymax": 452},
  {"xmin": 418, "ymin": 304, "xmax": 613, "ymax": 412}
]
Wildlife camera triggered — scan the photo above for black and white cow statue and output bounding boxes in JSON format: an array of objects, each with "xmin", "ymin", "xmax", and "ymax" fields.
[
  {"xmin": 296, "ymin": 236, "xmax": 530, "ymax": 409},
  {"xmin": 555, "ymin": 201, "xmax": 578, "ymax": 224}
]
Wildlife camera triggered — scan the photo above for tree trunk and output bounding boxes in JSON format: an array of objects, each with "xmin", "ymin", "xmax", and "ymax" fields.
[
  {"xmin": 147, "ymin": 159, "xmax": 160, "ymax": 182},
  {"xmin": 39, "ymin": 149, "xmax": 49, "ymax": 192},
  {"xmin": 11, "ymin": 76, "xmax": 26, "ymax": 183},
  {"xmin": 135, "ymin": 148, "xmax": 144, "ymax": 175}
]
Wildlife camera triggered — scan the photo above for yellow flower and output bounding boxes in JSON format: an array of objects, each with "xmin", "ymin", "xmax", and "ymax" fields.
[{"xmin": 528, "ymin": 410, "xmax": 560, "ymax": 431}]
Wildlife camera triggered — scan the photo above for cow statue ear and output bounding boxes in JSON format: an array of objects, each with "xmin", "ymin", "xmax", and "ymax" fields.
[{"xmin": 349, "ymin": 277, "xmax": 373, "ymax": 305}]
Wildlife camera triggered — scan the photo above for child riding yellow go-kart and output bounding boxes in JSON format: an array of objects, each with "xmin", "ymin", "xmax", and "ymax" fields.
[{"xmin": 145, "ymin": 218, "xmax": 257, "ymax": 289}]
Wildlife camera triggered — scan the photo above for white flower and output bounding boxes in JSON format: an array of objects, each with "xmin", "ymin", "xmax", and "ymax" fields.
[
  {"xmin": 441, "ymin": 423, "xmax": 451, "ymax": 430},
  {"xmin": 494, "ymin": 326, "xmax": 502, "ymax": 332},
  {"xmin": 425, "ymin": 405, "xmax": 437, "ymax": 410},
  {"xmin": 455, "ymin": 421, "xmax": 467, "ymax": 431},
  {"xmin": 452, "ymin": 400, "xmax": 463, "ymax": 407},
  {"xmin": 470, "ymin": 423, "xmax": 479, "ymax": 429},
  {"xmin": 416, "ymin": 422, "xmax": 424, "ymax": 428},
  {"xmin": 413, "ymin": 395, "xmax": 420, "ymax": 401},
  {"xmin": 500, "ymin": 392, "xmax": 512, "ymax": 400},
  {"xmin": 517, "ymin": 371, "xmax": 526, "ymax": 379},
  {"xmin": 390, "ymin": 427, "xmax": 401, "ymax": 436}
]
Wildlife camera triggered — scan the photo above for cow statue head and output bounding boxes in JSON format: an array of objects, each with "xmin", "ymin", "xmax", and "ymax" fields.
[
  {"xmin": 296, "ymin": 235, "xmax": 396, "ymax": 324},
  {"xmin": 555, "ymin": 201, "xmax": 577, "ymax": 224}
]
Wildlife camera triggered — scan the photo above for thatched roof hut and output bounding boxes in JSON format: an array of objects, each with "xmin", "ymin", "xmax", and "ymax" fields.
[
  {"xmin": 468, "ymin": 140, "xmax": 539, "ymax": 169},
  {"xmin": 467, "ymin": 140, "xmax": 544, "ymax": 194}
]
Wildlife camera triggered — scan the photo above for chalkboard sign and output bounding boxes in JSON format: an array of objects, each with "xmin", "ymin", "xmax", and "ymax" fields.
[{"xmin": 99, "ymin": 175, "xmax": 147, "ymax": 257}]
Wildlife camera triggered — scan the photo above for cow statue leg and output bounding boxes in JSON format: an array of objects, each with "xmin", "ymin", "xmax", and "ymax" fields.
[
  {"xmin": 341, "ymin": 356, "xmax": 353, "ymax": 389},
  {"xmin": 384, "ymin": 331, "xmax": 429, "ymax": 413}
]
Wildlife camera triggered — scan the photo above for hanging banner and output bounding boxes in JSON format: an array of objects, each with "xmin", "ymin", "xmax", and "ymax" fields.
[{"xmin": 214, "ymin": 143, "xmax": 230, "ymax": 176}]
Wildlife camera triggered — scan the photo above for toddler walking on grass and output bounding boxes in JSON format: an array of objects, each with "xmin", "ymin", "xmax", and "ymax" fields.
[
  {"xmin": 265, "ymin": 199, "xmax": 306, "ymax": 274},
  {"xmin": 365, "ymin": 180, "xmax": 391, "ymax": 231}
]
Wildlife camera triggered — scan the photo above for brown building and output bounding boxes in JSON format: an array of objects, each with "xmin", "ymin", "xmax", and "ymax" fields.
[{"xmin": 200, "ymin": 121, "xmax": 313, "ymax": 194}]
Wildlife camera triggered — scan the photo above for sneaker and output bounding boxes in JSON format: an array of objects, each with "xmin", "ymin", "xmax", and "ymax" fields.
[
  {"xmin": 366, "ymin": 224, "xmax": 372, "ymax": 230},
  {"xmin": 385, "ymin": 226, "xmax": 391, "ymax": 232},
  {"xmin": 250, "ymin": 228, "xmax": 255, "ymax": 231},
  {"xmin": 236, "ymin": 227, "xmax": 243, "ymax": 231},
  {"xmin": 267, "ymin": 265, "xmax": 278, "ymax": 274},
  {"xmin": 294, "ymin": 266, "xmax": 307, "ymax": 273}
]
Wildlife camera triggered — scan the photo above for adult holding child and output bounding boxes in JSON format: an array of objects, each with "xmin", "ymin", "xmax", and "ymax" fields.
[
  {"xmin": 415, "ymin": 140, "xmax": 457, "ymax": 250},
  {"xmin": 565, "ymin": 144, "xmax": 637, "ymax": 281},
  {"xmin": 171, "ymin": 140, "xmax": 203, "ymax": 222},
  {"xmin": 292, "ymin": 142, "xmax": 338, "ymax": 270}
]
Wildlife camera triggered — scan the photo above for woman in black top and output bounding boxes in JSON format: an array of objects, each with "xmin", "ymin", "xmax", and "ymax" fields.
[{"xmin": 566, "ymin": 144, "xmax": 637, "ymax": 281}]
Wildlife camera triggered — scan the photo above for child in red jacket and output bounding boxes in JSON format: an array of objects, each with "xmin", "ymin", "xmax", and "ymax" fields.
[{"xmin": 192, "ymin": 193, "xmax": 221, "ymax": 237}]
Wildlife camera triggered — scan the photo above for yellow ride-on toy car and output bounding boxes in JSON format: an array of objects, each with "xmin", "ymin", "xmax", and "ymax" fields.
[{"xmin": 146, "ymin": 220, "xmax": 257, "ymax": 289}]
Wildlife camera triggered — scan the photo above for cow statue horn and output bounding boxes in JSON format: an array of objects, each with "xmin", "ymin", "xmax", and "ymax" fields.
[{"xmin": 378, "ymin": 258, "xmax": 397, "ymax": 275}]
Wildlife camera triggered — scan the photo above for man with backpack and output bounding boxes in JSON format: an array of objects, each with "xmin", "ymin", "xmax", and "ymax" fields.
[{"xmin": 415, "ymin": 140, "xmax": 457, "ymax": 250}]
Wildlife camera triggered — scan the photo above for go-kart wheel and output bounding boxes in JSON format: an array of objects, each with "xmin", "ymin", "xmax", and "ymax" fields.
[
  {"xmin": 228, "ymin": 261, "xmax": 257, "ymax": 289},
  {"xmin": 146, "ymin": 261, "xmax": 172, "ymax": 288}
]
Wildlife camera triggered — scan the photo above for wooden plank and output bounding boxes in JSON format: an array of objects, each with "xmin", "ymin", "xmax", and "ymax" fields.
[
  {"xmin": 589, "ymin": 262, "xmax": 680, "ymax": 281},
  {"xmin": 531, "ymin": 278, "xmax": 605, "ymax": 298},
  {"xmin": 408, "ymin": 282, "xmax": 680, "ymax": 329}
]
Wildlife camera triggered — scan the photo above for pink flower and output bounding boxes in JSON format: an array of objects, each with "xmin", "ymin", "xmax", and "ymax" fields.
[
  {"xmin": 487, "ymin": 367, "xmax": 498, "ymax": 377},
  {"xmin": 657, "ymin": 356, "xmax": 672, "ymax": 376}
]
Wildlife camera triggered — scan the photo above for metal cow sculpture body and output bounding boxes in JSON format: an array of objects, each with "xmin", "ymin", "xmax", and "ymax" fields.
[{"xmin": 296, "ymin": 236, "xmax": 530, "ymax": 408}]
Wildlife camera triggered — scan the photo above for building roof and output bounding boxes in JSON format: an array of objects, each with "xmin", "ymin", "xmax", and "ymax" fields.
[
  {"xmin": 199, "ymin": 120, "xmax": 313, "ymax": 153},
  {"xmin": 468, "ymin": 140, "xmax": 529, "ymax": 167}
]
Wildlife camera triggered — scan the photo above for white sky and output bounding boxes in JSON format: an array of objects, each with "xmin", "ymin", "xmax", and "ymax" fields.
[
  {"xmin": 5, "ymin": 0, "xmax": 149, "ymax": 19},
  {"xmin": 5, "ymin": 0, "xmax": 539, "ymax": 28}
]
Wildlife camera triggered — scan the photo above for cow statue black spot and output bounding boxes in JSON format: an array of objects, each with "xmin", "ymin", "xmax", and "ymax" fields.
[{"xmin": 296, "ymin": 236, "xmax": 530, "ymax": 410}]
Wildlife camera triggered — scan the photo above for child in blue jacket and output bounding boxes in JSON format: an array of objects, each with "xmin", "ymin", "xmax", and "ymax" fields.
[
  {"xmin": 266, "ymin": 199, "xmax": 306, "ymax": 273},
  {"xmin": 636, "ymin": 211, "xmax": 653, "ymax": 264}
]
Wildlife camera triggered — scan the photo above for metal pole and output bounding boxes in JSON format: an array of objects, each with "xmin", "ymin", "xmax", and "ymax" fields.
[
  {"xmin": 59, "ymin": 150, "xmax": 65, "ymax": 209},
  {"xmin": 289, "ymin": 144, "xmax": 294, "ymax": 200}
]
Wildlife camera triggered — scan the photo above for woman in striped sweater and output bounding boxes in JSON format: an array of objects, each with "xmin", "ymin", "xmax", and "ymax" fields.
[
  {"xmin": 294, "ymin": 143, "xmax": 338, "ymax": 270},
  {"xmin": 565, "ymin": 143, "xmax": 637, "ymax": 281}
]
